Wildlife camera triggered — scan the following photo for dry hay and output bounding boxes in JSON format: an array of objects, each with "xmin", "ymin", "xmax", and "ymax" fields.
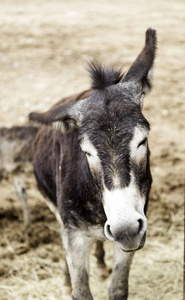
[
  {"xmin": 0, "ymin": 0, "xmax": 184, "ymax": 299},
  {"xmin": 0, "ymin": 175, "xmax": 183, "ymax": 300}
]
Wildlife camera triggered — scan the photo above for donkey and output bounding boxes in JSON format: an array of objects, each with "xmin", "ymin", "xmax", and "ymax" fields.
[
  {"xmin": 29, "ymin": 29, "xmax": 157, "ymax": 300},
  {"xmin": 0, "ymin": 125, "xmax": 39, "ymax": 225}
]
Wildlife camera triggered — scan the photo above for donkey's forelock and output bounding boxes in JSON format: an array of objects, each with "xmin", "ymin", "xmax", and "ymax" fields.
[{"xmin": 88, "ymin": 61, "xmax": 125, "ymax": 90}]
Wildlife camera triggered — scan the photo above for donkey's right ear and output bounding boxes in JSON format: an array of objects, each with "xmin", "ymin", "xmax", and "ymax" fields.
[
  {"xmin": 123, "ymin": 29, "xmax": 157, "ymax": 97},
  {"xmin": 29, "ymin": 98, "xmax": 90, "ymax": 133}
]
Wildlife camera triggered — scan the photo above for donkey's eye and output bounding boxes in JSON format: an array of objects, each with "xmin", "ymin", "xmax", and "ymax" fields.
[
  {"xmin": 85, "ymin": 151, "xmax": 92, "ymax": 157},
  {"xmin": 138, "ymin": 138, "xmax": 147, "ymax": 148}
]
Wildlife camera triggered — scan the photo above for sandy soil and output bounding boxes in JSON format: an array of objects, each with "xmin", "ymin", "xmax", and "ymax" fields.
[{"xmin": 0, "ymin": 0, "xmax": 184, "ymax": 299}]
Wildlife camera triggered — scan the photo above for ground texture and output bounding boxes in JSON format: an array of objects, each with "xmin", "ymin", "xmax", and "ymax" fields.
[{"xmin": 0, "ymin": 0, "xmax": 184, "ymax": 299}]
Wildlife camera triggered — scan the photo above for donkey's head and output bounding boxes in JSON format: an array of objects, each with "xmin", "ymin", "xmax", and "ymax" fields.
[{"xmin": 30, "ymin": 29, "xmax": 156, "ymax": 252}]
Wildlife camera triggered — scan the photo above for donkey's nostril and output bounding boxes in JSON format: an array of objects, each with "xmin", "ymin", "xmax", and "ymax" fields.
[
  {"xmin": 137, "ymin": 218, "xmax": 143, "ymax": 234},
  {"xmin": 104, "ymin": 221, "xmax": 115, "ymax": 241}
]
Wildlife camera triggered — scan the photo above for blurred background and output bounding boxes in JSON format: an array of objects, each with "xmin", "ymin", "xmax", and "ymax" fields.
[{"xmin": 0, "ymin": 0, "xmax": 184, "ymax": 299}]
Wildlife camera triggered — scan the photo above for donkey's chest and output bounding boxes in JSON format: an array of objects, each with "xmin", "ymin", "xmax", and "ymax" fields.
[{"xmin": 58, "ymin": 188, "xmax": 106, "ymax": 229}]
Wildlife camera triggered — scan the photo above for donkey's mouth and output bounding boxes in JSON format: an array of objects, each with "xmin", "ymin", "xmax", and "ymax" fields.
[{"xmin": 120, "ymin": 231, "xmax": 146, "ymax": 252}]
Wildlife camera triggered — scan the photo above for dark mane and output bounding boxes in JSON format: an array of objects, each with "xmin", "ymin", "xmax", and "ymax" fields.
[{"xmin": 88, "ymin": 61, "xmax": 124, "ymax": 90}]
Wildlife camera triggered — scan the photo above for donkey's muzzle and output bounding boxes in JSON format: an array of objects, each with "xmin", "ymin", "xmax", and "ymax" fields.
[{"xmin": 104, "ymin": 215, "xmax": 147, "ymax": 251}]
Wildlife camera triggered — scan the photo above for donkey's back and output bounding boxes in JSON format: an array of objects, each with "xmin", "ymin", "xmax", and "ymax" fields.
[{"xmin": 0, "ymin": 125, "xmax": 38, "ymax": 178}]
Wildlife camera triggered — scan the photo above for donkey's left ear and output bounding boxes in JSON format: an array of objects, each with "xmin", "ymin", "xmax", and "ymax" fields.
[
  {"xmin": 29, "ymin": 98, "xmax": 91, "ymax": 133},
  {"xmin": 123, "ymin": 28, "xmax": 157, "ymax": 104}
]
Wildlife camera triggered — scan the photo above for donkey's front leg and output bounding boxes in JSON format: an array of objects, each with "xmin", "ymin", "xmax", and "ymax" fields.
[
  {"xmin": 109, "ymin": 244, "xmax": 134, "ymax": 300},
  {"xmin": 62, "ymin": 228, "xmax": 94, "ymax": 300}
]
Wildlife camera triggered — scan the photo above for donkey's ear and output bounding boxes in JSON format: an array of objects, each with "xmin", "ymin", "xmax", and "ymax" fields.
[
  {"xmin": 123, "ymin": 28, "xmax": 157, "ymax": 99},
  {"xmin": 29, "ymin": 98, "xmax": 89, "ymax": 133}
]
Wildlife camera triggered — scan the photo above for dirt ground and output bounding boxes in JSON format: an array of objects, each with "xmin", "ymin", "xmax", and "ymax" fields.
[{"xmin": 0, "ymin": 0, "xmax": 184, "ymax": 299}]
